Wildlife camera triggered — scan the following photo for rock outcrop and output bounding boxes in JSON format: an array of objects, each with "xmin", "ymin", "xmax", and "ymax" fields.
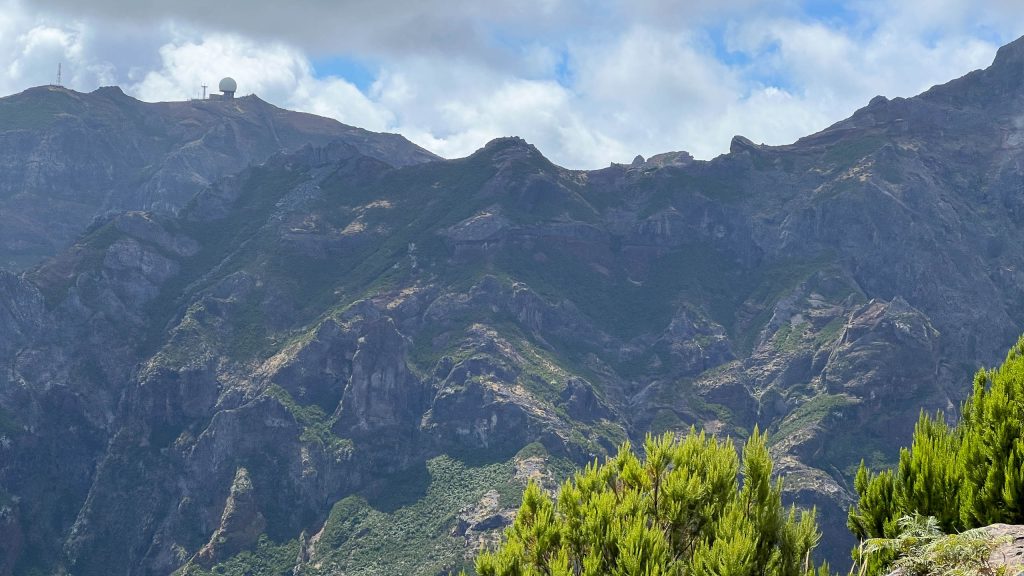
[
  {"xmin": 882, "ymin": 524, "xmax": 1024, "ymax": 576},
  {"xmin": 194, "ymin": 467, "xmax": 267, "ymax": 567},
  {"xmin": 985, "ymin": 524, "xmax": 1024, "ymax": 574}
]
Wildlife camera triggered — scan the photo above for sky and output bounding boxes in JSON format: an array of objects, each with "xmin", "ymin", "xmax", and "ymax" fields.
[{"xmin": 2, "ymin": 1, "xmax": 1023, "ymax": 169}]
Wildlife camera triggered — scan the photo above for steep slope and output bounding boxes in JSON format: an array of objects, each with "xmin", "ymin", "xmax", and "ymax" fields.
[
  {"xmin": 0, "ymin": 85, "xmax": 436, "ymax": 270},
  {"xmin": 7, "ymin": 35, "xmax": 1024, "ymax": 576},
  {"xmin": 2, "ymin": 140, "xmax": 629, "ymax": 575}
]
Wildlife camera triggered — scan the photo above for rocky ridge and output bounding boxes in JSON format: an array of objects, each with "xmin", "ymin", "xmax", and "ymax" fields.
[
  {"xmin": 6, "ymin": 35, "xmax": 1024, "ymax": 576},
  {"xmin": 0, "ymin": 85, "xmax": 435, "ymax": 269}
]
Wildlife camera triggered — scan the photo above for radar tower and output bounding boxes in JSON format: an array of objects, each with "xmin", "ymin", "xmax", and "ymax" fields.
[{"xmin": 218, "ymin": 77, "xmax": 237, "ymax": 99}]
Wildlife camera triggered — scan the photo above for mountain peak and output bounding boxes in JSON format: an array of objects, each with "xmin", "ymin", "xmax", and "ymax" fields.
[
  {"xmin": 90, "ymin": 85, "xmax": 126, "ymax": 97},
  {"xmin": 482, "ymin": 136, "xmax": 537, "ymax": 153},
  {"xmin": 992, "ymin": 34, "xmax": 1024, "ymax": 69},
  {"xmin": 476, "ymin": 136, "xmax": 548, "ymax": 165},
  {"xmin": 729, "ymin": 135, "xmax": 759, "ymax": 154}
]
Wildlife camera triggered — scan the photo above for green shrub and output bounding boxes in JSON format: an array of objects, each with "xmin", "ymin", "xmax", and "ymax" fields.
[
  {"xmin": 856, "ymin": 515, "xmax": 1010, "ymax": 576},
  {"xmin": 473, "ymin": 428, "xmax": 828, "ymax": 576},
  {"xmin": 850, "ymin": 335, "xmax": 1024, "ymax": 574}
]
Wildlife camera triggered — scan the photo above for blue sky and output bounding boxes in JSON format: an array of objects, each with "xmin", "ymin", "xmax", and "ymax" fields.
[
  {"xmin": 312, "ymin": 56, "xmax": 377, "ymax": 92},
  {"xmin": 2, "ymin": 0, "xmax": 1023, "ymax": 168}
]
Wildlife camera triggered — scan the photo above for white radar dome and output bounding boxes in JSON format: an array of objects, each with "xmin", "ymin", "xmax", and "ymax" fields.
[{"xmin": 218, "ymin": 77, "xmax": 237, "ymax": 93}]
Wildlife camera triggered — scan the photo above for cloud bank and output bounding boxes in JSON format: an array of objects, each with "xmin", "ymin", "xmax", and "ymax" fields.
[{"xmin": 3, "ymin": 0, "xmax": 1024, "ymax": 168}]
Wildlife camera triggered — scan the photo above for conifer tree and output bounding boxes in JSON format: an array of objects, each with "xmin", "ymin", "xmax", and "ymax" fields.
[
  {"xmin": 475, "ymin": 428, "xmax": 825, "ymax": 576},
  {"xmin": 849, "ymin": 334, "xmax": 1024, "ymax": 574}
]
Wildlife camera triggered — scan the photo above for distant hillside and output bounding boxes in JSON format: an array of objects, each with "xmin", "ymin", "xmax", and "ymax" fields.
[
  {"xmin": 6, "ymin": 34, "xmax": 1024, "ymax": 576},
  {"xmin": 0, "ymin": 85, "xmax": 436, "ymax": 269}
]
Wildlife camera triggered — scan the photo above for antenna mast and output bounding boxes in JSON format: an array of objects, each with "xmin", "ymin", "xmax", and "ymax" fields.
[
  {"xmin": 201, "ymin": 83, "xmax": 207, "ymax": 99},
  {"xmin": 56, "ymin": 63, "xmax": 62, "ymax": 86}
]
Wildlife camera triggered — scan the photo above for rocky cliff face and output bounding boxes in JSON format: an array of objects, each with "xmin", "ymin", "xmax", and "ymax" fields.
[{"xmin": 6, "ymin": 36, "xmax": 1024, "ymax": 576}]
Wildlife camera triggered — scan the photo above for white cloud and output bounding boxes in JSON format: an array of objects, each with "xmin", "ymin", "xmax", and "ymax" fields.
[
  {"xmin": 130, "ymin": 32, "xmax": 398, "ymax": 131},
  {"xmin": 727, "ymin": 17, "xmax": 996, "ymax": 101},
  {"xmin": 569, "ymin": 28, "xmax": 742, "ymax": 160},
  {"xmin": 364, "ymin": 58, "xmax": 613, "ymax": 166},
  {"xmin": 1, "ymin": 0, "xmax": 1023, "ymax": 169},
  {"xmin": 133, "ymin": 33, "xmax": 305, "ymax": 101},
  {"xmin": 26, "ymin": 0, "xmax": 584, "ymax": 64},
  {"xmin": 0, "ymin": 7, "xmax": 116, "ymax": 95}
]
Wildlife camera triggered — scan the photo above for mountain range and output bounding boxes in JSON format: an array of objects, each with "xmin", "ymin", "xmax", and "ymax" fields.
[{"xmin": 5, "ymin": 34, "xmax": 1024, "ymax": 576}]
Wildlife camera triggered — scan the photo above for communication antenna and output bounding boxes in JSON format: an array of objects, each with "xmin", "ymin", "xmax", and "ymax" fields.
[
  {"xmin": 56, "ymin": 63, "xmax": 62, "ymax": 86},
  {"xmin": 201, "ymin": 83, "xmax": 207, "ymax": 99}
]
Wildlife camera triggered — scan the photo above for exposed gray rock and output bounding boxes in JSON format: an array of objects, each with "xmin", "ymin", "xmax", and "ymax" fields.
[
  {"xmin": 337, "ymin": 317, "xmax": 425, "ymax": 439},
  {"xmin": 985, "ymin": 524, "xmax": 1024, "ymax": 574},
  {"xmin": 194, "ymin": 467, "xmax": 266, "ymax": 567}
]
